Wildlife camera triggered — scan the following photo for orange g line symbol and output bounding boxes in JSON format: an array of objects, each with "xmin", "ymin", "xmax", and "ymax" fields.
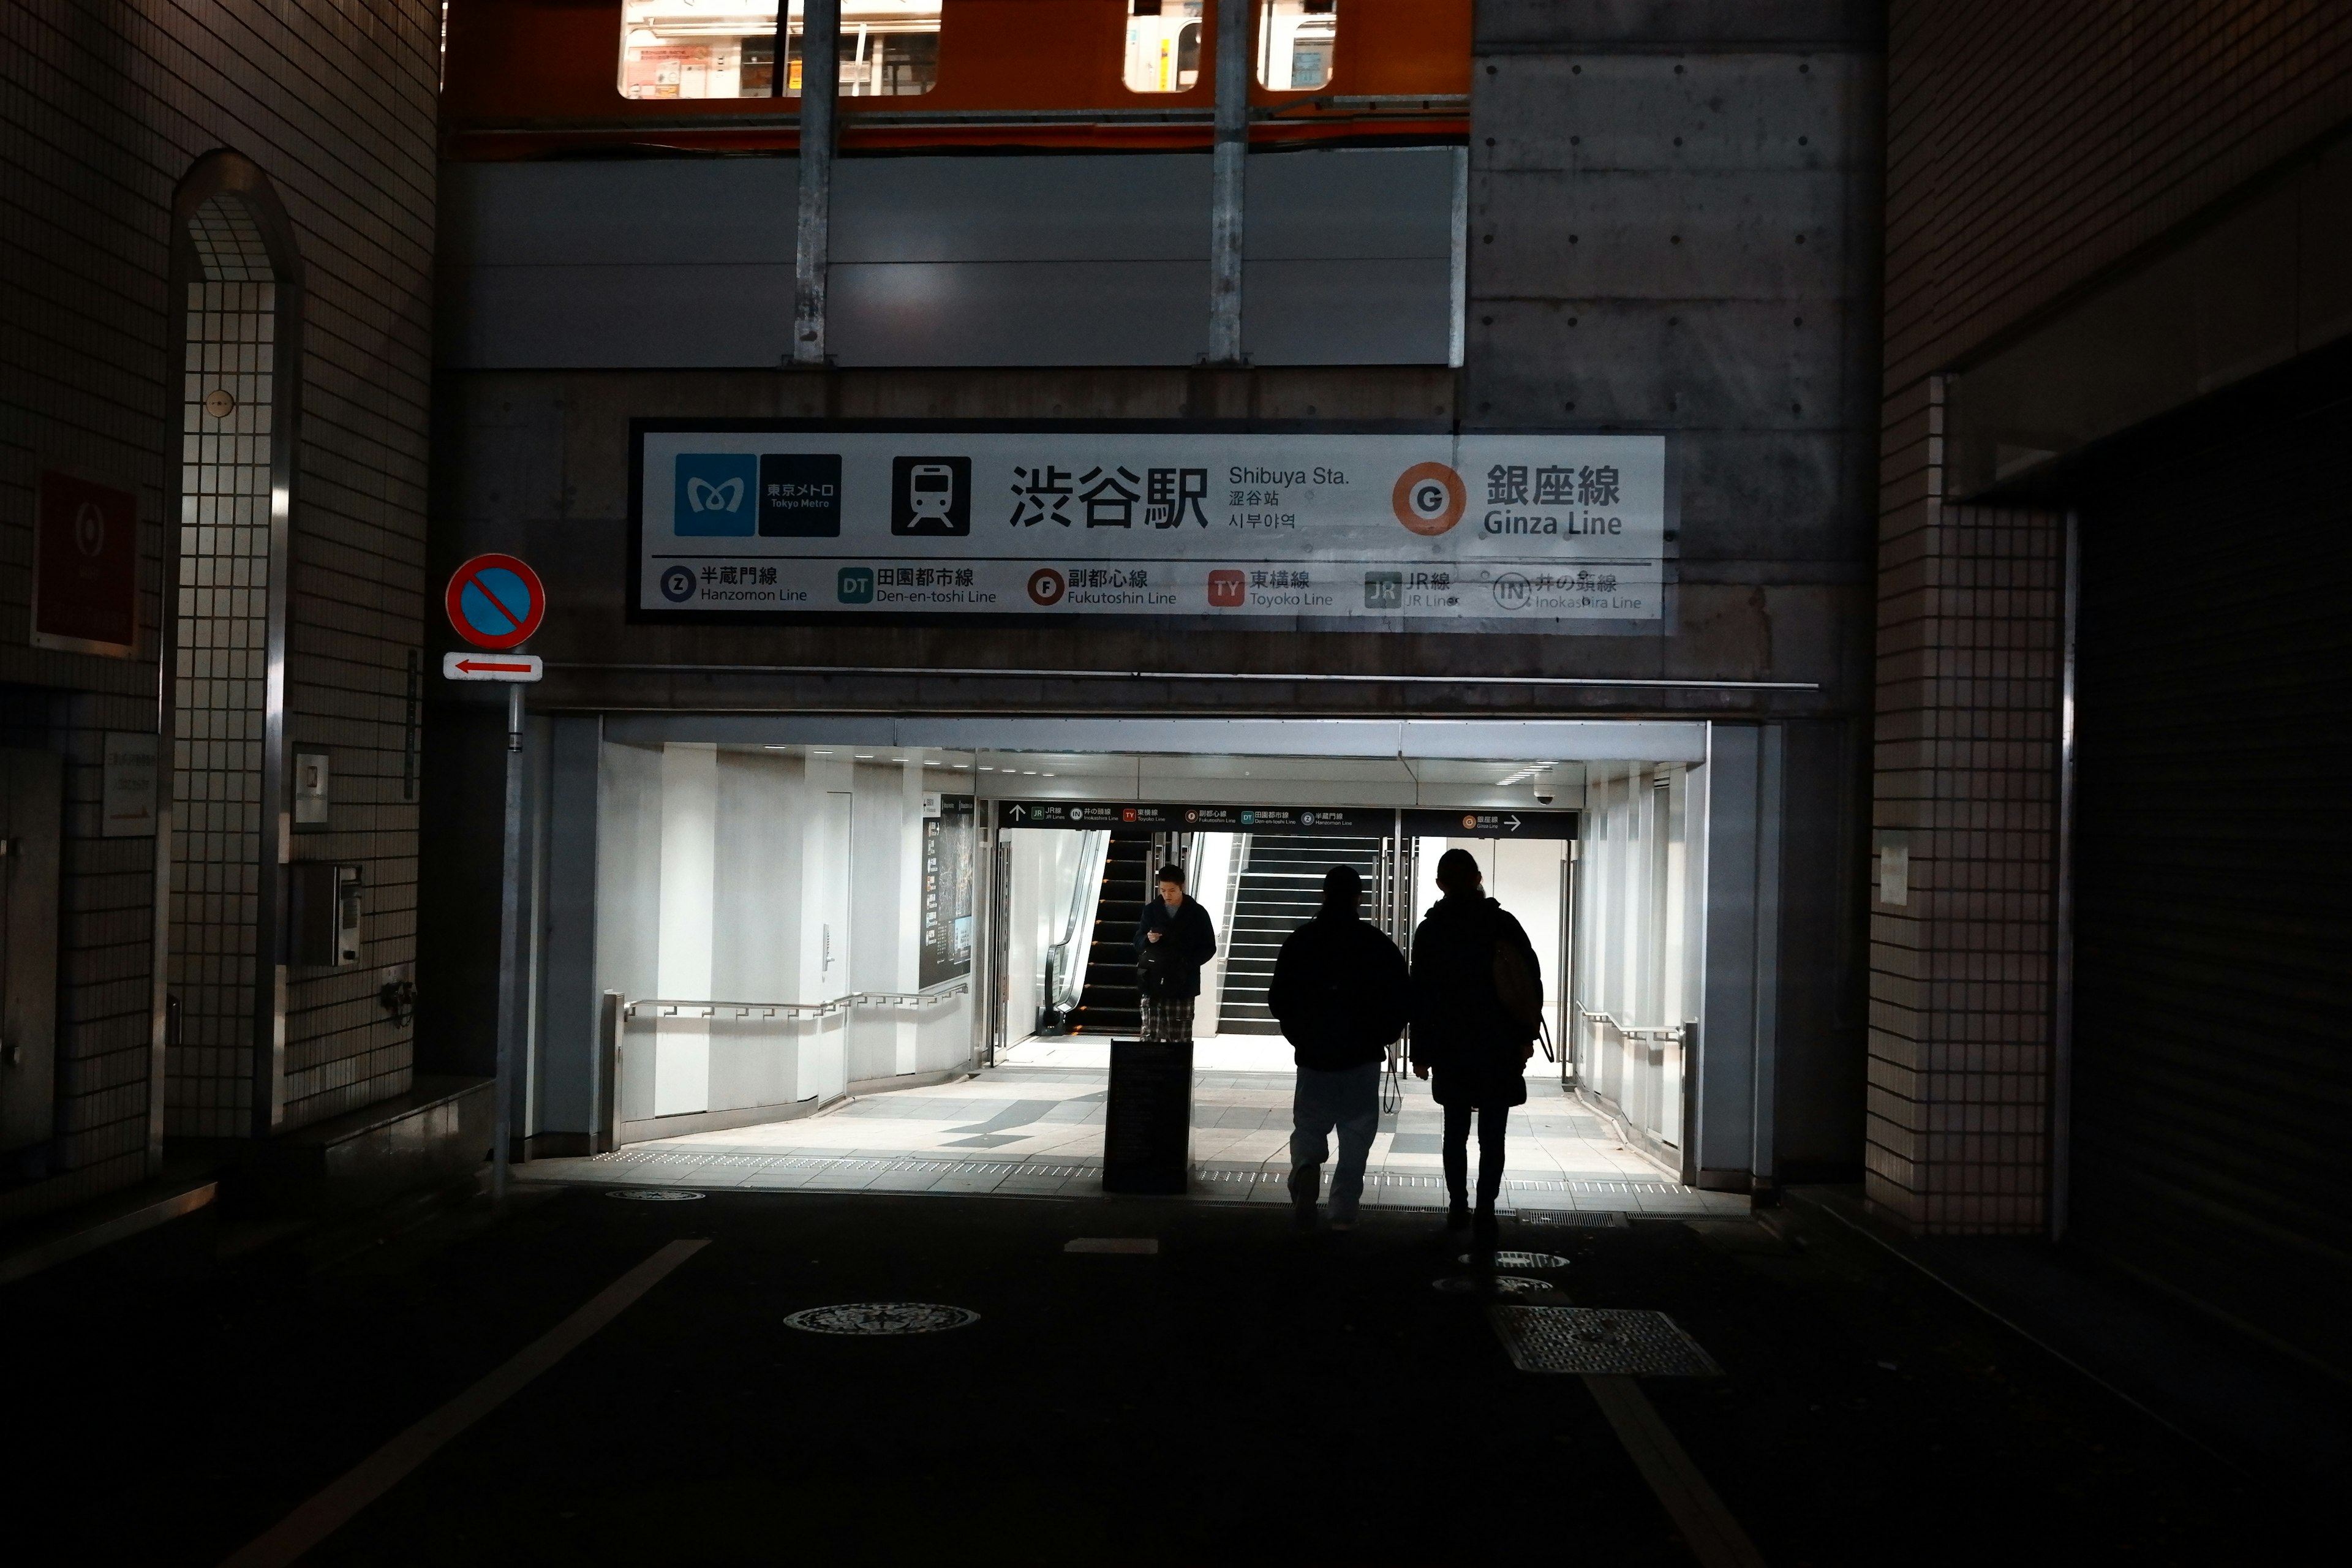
[{"xmin": 1392, "ymin": 462, "xmax": 1466, "ymax": 535}]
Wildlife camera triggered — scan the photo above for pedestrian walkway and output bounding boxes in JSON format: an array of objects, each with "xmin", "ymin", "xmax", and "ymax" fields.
[{"xmin": 519, "ymin": 1038, "xmax": 1746, "ymax": 1217}]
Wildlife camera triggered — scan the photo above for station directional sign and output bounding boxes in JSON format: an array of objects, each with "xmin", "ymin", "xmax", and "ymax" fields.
[
  {"xmin": 1400, "ymin": 808, "xmax": 1580, "ymax": 841},
  {"xmin": 997, "ymin": 801, "xmax": 1577, "ymax": 839},
  {"xmin": 445, "ymin": 552, "xmax": 546, "ymax": 650},
  {"xmin": 442, "ymin": 651, "xmax": 543, "ymax": 684}
]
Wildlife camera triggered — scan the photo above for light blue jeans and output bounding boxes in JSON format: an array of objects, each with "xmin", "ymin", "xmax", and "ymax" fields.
[{"xmin": 1289, "ymin": 1061, "xmax": 1383, "ymax": 1220}]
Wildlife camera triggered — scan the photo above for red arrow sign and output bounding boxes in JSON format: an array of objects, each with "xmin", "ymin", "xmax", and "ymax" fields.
[{"xmin": 441, "ymin": 652, "xmax": 544, "ymax": 684}]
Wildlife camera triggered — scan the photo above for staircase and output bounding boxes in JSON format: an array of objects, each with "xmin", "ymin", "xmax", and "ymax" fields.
[
  {"xmin": 1215, "ymin": 835, "xmax": 1385, "ymax": 1035},
  {"xmin": 1067, "ymin": 834, "xmax": 1152, "ymax": 1035}
]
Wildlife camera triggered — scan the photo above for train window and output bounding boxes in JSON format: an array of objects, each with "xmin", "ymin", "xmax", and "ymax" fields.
[
  {"xmin": 618, "ymin": 2, "xmax": 940, "ymax": 100},
  {"xmin": 1258, "ymin": 0, "xmax": 1336, "ymax": 91},
  {"xmin": 1123, "ymin": 1, "xmax": 1203, "ymax": 94}
]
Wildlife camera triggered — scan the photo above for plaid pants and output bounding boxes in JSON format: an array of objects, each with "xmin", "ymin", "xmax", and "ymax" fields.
[{"xmin": 1139, "ymin": 994, "xmax": 1196, "ymax": 1042}]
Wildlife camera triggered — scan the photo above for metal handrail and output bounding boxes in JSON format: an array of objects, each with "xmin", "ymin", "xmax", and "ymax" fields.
[
  {"xmin": 626, "ymin": 981, "xmax": 969, "ymax": 1021},
  {"xmin": 1574, "ymin": 1003, "xmax": 1684, "ymax": 1041}
]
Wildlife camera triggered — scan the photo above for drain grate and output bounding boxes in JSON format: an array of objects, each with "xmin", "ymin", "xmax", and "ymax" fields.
[
  {"xmin": 1489, "ymin": 1306, "xmax": 1721, "ymax": 1376},
  {"xmin": 1518, "ymin": 1211, "xmax": 1629, "ymax": 1229},
  {"xmin": 606, "ymin": 1188, "xmax": 706, "ymax": 1202},
  {"xmin": 784, "ymin": 1302, "xmax": 980, "ymax": 1335},
  {"xmin": 1433, "ymin": 1274, "xmax": 1556, "ymax": 1297},
  {"xmin": 1459, "ymin": 1250, "xmax": 1570, "ymax": 1270}
]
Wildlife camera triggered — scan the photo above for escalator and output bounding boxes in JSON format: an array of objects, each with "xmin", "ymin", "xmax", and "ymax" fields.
[
  {"xmin": 1066, "ymin": 833, "xmax": 1152, "ymax": 1034},
  {"xmin": 1215, "ymin": 834, "xmax": 1385, "ymax": 1035}
]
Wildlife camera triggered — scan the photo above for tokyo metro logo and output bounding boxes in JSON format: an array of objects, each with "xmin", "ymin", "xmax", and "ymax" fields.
[{"xmin": 674, "ymin": 454, "xmax": 755, "ymax": 536}]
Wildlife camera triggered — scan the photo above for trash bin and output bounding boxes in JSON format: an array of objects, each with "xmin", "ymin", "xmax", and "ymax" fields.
[{"xmin": 1102, "ymin": 1037, "xmax": 1193, "ymax": 1194}]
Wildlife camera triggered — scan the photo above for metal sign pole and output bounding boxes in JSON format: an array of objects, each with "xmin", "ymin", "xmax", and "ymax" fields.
[{"xmin": 493, "ymin": 677, "xmax": 524, "ymax": 1202}]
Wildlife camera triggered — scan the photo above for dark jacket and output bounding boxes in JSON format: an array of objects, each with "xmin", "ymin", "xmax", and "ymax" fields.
[
  {"xmin": 1408, "ymin": 892, "xmax": 1542, "ymax": 1108},
  {"xmin": 1267, "ymin": 908, "xmax": 1411, "ymax": 1071},
  {"xmin": 1133, "ymin": 894, "xmax": 1217, "ymax": 1000}
]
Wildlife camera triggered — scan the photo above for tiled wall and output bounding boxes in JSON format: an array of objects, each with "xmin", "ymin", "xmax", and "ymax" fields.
[
  {"xmin": 1868, "ymin": 383, "xmax": 2063, "ymax": 1233},
  {"xmin": 0, "ymin": 1, "xmax": 436, "ymax": 1213},
  {"xmin": 166, "ymin": 222, "xmax": 277, "ymax": 1140}
]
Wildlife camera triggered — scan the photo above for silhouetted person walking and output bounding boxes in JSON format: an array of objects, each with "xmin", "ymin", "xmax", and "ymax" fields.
[
  {"xmin": 1409, "ymin": 848, "xmax": 1543, "ymax": 1243},
  {"xmin": 1134, "ymin": 862, "xmax": 1216, "ymax": 1044},
  {"xmin": 1268, "ymin": 865, "xmax": 1409, "ymax": 1231}
]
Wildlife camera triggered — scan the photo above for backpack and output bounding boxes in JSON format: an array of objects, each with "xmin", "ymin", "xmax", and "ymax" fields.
[{"xmin": 1491, "ymin": 922, "xmax": 1542, "ymax": 1042}]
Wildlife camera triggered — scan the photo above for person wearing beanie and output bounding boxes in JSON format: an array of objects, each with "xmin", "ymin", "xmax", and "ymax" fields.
[{"xmin": 1267, "ymin": 863, "xmax": 1410, "ymax": 1230}]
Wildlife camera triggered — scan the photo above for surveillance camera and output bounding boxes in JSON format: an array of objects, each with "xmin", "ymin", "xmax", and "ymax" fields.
[{"xmin": 1533, "ymin": 783, "xmax": 1555, "ymax": 805}]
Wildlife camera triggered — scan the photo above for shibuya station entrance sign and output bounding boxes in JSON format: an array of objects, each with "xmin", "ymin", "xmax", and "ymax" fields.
[{"xmin": 630, "ymin": 421, "xmax": 1668, "ymax": 628}]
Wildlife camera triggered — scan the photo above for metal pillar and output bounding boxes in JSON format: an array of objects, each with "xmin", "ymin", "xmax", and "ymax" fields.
[
  {"xmin": 2049, "ymin": 510, "xmax": 2080, "ymax": 1242},
  {"xmin": 1207, "ymin": 0, "xmax": 1250, "ymax": 364},
  {"xmin": 494, "ymin": 681, "xmax": 524, "ymax": 1201},
  {"xmin": 793, "ymin": 0, "xmax": 841, "ymax": 366}
]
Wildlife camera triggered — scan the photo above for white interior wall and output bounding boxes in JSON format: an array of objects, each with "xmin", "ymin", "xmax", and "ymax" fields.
[
  {"xmin": 1189, "ymin": 831, "xmax": 1241, "ymax": 1031},
  {"xmin": 1489, "ymin": 838, "xmax": 1568, "ymax": 1049},
  {"xmin": 652, "ymin": 744, "xmax": 718, "ymax": 1115},
  {"xmin": 709, "ymin": 750, "xmax": 804, "ymax": 1111},
  {"xmin": 1571, "ymin": 761, "xmax": 1698, "ymax": 1148}
]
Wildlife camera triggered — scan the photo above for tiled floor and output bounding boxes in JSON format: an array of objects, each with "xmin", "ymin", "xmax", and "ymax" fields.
[{"xmin": 519, "ymin": 1035, "xmax": 1747, "ymax": 1218}]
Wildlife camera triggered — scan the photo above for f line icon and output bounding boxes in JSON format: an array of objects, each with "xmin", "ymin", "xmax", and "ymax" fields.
[{"xmin": 442, "ymin": 651, "xmax": 545, "ymax": 683}]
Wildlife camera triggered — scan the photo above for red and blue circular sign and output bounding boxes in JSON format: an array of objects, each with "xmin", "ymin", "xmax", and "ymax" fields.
[{"xmin": 445, "ymin": 553, "xmax": 546, "ymax": 650}]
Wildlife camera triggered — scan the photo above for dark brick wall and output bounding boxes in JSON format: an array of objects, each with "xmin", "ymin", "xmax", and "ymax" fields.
[{"xmin": 0, "ymin": 1, "xmax": 435, "ymax": 1212}]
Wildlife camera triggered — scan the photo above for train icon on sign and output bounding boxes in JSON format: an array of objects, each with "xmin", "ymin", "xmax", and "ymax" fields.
[{"xmin": 891, "ymin": 456, "xmax": 971, "ymax": 535}]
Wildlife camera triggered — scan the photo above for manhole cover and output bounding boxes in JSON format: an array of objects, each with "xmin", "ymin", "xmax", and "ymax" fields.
[
  {"xmin": 784, "ymin": 1303, "xmax": 981, "ymax": 1336},
  {"xmin": 1458, "ymin": 1251, "xmax": 1570, "ymax": 1270},
  {"xmin": 606, "ymin": 1188, "xmax": 706, "ymax": 1202},
  {"xmin": 1433, "ymin": 1274, "xmax": 1556, "ymax": 1297},
  {"xmin": 1489, "ymin": 1306, "xmax": 1721, "ymax": 1376}
]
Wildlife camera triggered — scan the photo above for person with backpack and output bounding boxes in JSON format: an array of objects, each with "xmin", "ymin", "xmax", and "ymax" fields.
[
  {"xmin": 1134, "ymin": 862, "xmax": 1218, "ymax": 1044},
  {"xmin": 1268, "ymin": 865, "xmax": 1411, "ymax": 1231},
  {"xmin": 1409, "ymin": 847, "xmax": 1544, "ymax": 1243}
]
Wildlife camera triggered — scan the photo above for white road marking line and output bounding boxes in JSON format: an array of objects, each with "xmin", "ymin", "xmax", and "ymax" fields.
[
  {"xmin": 220, "ymin": 1238, "xmax": 710, "ymax": 1568},
  {"xmin": 1583, "ymin": 1373, "xmax": 1767, "ymax": 1568}
]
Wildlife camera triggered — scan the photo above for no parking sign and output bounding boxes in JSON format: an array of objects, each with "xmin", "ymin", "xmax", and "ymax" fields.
[
  {"xmin": 444, "ymin": 553, "xmax": 547, "ymax": 682},
  {"xmin": 446, "ymin": 554, "xmax": 545, "ymax": 648}
]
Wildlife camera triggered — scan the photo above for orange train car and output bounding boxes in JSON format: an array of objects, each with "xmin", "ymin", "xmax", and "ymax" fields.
[{"xmin": 442, "ymin": 0, "xmax": 1472, "ymax": 159}]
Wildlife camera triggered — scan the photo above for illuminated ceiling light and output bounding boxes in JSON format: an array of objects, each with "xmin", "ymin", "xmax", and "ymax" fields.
[{"xmin": 855, "ymin": 753, "xmax": 876, "ymax": 760}]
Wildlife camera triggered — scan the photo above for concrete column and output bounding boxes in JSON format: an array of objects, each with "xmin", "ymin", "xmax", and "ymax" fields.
[
  {"xmin": 1868, "ymin": 376, "xmax": 2066, "ymax": 1233},
  {"xmin": 1205, "ymin": 0, "xmax": 1250, "ymax": 364},
  {"xmin": 792, "ymin": 0, "xmax": 840, "ymax": 365}
]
